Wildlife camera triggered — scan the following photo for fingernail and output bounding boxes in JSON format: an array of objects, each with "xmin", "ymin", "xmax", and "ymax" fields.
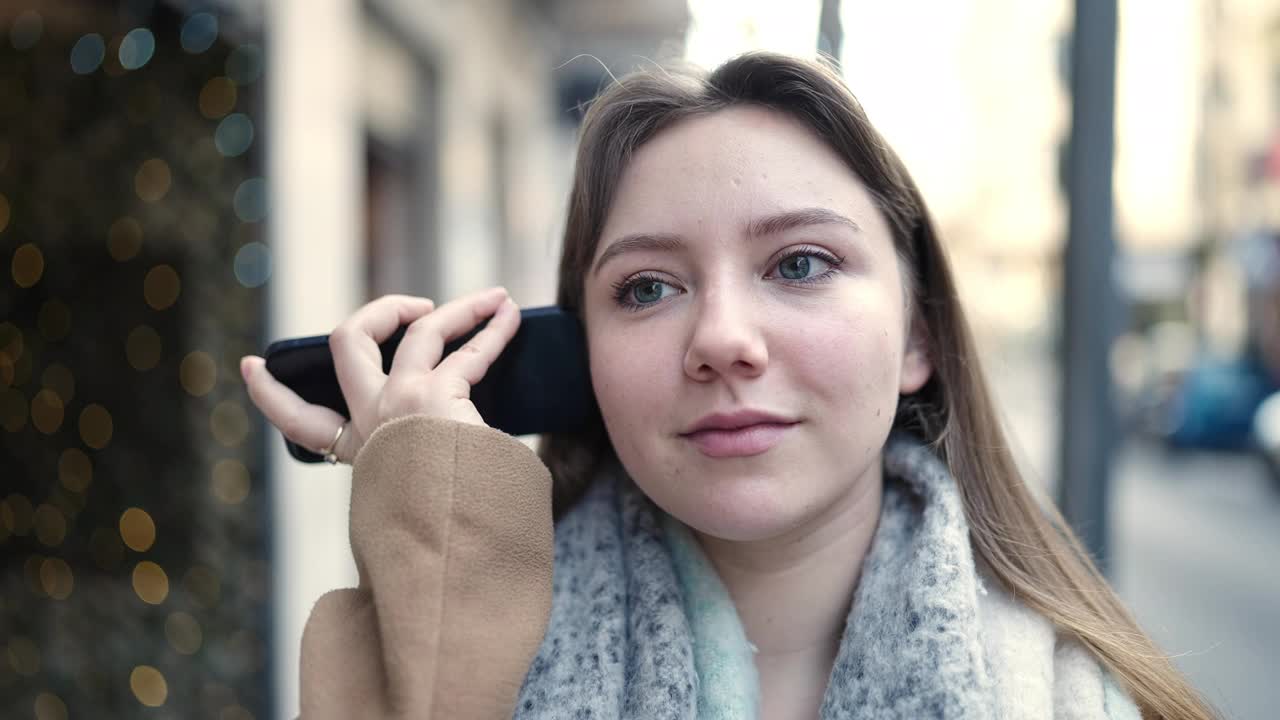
[{"xmin": 240, "ymin": 357, "xmax": 251, "ymax": 382}]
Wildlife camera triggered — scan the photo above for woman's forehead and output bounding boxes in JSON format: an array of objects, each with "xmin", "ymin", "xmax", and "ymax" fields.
[
  {"xmin": 600, "ymin": 109, "xmax": 881, "ymax": 247},
  {"xmin": 625, "ymin": 106, "xmax": 838, "ymax": 178}
]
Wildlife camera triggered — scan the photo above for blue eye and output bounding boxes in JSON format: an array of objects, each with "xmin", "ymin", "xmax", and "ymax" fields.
[
  {"xmin": 768, "ymin": 248, "xmax": 842, "ymax": 284},
  {"xmin": 611, "ymin": 273, "xmax": 676, "ymax": 311},
  {"xmin": 610, "ymin": 247, "xmax": 844, "ymax": 312},
  {"xmin": 629, "ymin": 277, "xmax": 674, "ymax": 305}
]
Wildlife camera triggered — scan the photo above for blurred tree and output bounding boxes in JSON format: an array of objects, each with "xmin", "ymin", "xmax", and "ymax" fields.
[{"xmin": 0, "ymin": 3, "xmax": 270, "ymax": 718}]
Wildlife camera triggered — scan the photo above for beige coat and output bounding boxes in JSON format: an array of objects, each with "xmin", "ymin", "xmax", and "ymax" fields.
[
  {"xmin": 296, "ymin": 415, "xmax": 1139, "ymax": 719},
  {"xmin": 299, "ymin": 414, "xmax": 555, "ymax": 719}
]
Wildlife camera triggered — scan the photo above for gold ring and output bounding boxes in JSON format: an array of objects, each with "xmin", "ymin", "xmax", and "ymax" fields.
[{"xmin": 319, "ymin": 422, "xmax": 347, "ymax": 464}]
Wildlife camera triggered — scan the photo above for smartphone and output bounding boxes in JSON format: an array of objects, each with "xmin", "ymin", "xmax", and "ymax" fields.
[{"xmin": 263, "ymin": 305, "xmax": 595, "ymax": 462}]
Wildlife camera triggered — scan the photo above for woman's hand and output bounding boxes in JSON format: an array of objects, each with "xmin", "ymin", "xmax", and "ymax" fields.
[{"xmin": 240, "ymin": 286, "xmax": 521, "ymax": 463}]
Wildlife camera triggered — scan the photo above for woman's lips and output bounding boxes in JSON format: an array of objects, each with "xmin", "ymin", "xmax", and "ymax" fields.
[{"xmin": 681, "ymin": 422, "xmax": 797, "ymax": 458}]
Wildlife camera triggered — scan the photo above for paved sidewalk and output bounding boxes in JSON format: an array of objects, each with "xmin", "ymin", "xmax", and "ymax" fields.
[
  {"xmin": 985, "ymin": 346, "xmax": 1278, "ymax": 719},
  {"xmin": 1112, "ymin": 442, "xmax": 1280, "ymax": 720}
]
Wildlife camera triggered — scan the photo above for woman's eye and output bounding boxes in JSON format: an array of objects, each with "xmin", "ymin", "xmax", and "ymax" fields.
[
  {"xmin": 612, "ymin": 250, "xmax": 842, "ymax": 311},
  {"xmin": 631, "ymin": 279, "xmax": 670, "ymax": 304},
  {"xmin": 774, "ymin": 252, "xmax": 834, "ymax": 281}
]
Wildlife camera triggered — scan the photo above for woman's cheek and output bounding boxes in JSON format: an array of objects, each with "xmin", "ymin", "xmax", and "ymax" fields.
[{"xmin": 590, "ymin": 329, "xmax": 659, "ymax": 432}]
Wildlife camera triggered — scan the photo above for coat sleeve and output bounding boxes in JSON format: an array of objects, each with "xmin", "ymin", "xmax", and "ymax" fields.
[{"xmin": 298, "ymin": 414, "xmax": 555, "ymax": 719}]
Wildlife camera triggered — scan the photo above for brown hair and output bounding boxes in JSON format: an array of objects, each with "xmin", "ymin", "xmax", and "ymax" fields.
[{"xmin": 537, "ymin": 51, "xmax": 1215, "ymax": 720}]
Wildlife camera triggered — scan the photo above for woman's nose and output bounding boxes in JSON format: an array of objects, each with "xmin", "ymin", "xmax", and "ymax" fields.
[{"xmin": 682, "ymin": 287, "xmax": 769, "ymax": 382}]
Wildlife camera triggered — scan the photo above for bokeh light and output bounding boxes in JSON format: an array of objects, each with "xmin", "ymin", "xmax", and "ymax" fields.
[
  {"xmin": 12, "ymin": 243, "xmax": 44, "ymax": 288},
  {"xmin": 119, "ymin": 507, "xmax": 156, "ymax": 552},
  {"xmin": 144, "ymin": 264, "xmax": 181, "ymax": 309},
  {"xmin": 211, "ymin": 401, "xmax": 248, "ymax": 447},
  {"xmin": 69, "ymin": 34, "xmax": 105, "ymax": 75},
  {"xmin": 233, "ymin": 177, "xmax": 267, "ymax": 222},
  {"xmin": 233, "ymin": 242, "xmax": 271, "ymax": 287},
  {"xmin": 58, "ymin": 448, "xmax": 92, "ymax": 493},
  {"xmin": 180, "ymin": 351, "xmax": 217, "ymax": 396},
  {"xmin": 38, "ymin": 300, "xmax": 72, "ymax": 341},
  {"xmin": 215, "ymin": 113, "xmax": 254, "ymax": 157},
  {"xmin": 226, "ymin": 44, "xmax": 263, "ymax": 85},
  {"xmin": 135, "ymin": 158, "xmax": 172, "ymax": 203},
  {"xmin": 119, "ymin": 28, "xmax": 156, "ymax": 70},
  {"xmin": 180, "ymin": 13, "xmax": 219, "ymax": 54},
  {"xmin": 9, "ymin": 11, "xmax": 43, "ymax": 51},
  {"xmin": 130, "ymin": 665, "xmax": 168, "ymax": 707},
  {"xmin": 34, "ymin": 505, "xmax": 67, "ymax": 547},
  {"xmin": 78, "ymin": 403, "xmax": 113, "ymax": 449},
  {"xmin": 8, "ymin": 635, "xmax": 40, "ymax": 676},
  {"xmin": 31, "ymin": 389, "xmax": 64, "ymax": 435},
  {"xmin": 199, "ymin": 77, "xmax": 237, "ymax": 119},
  {"xmin": 212, "ymin": 459, "xmax": 250, "ymax": 504},
  {"xmin": 126, "ymin": 325, "xmax": 162, "ymax": 370},
  {"xmin": 34, "ymin": 692, "xmax": 68, "ymax": 720},
  {"xmin": 165, "ymin": 611, "xmax": 203, "ymax": 655},
  {"xmin": 38, "ymin": 557, "xmax": 73, "ymax": 600},
  {"xmin": 132, "ymin": 561, "xmax": 169, "ymax": 604},
  {"xmin": 108, "ymin": 217, "xmax": 143, "ymax": 261}
]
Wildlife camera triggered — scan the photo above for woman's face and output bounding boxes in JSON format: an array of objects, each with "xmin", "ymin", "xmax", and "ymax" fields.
[{"xmin": 582, "ymin": 106, "xmax": 931, "ymax": 542}]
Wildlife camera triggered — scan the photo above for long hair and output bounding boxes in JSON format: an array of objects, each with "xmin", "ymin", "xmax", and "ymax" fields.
[{"xmin": 537, "ymin": 51, "xmax": 1215, "ymax": 720}]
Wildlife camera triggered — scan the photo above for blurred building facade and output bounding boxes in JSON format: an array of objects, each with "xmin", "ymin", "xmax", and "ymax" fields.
[
  {"xmin": 266, "ymin": 1, "xmax": 687, "ymax": 718},
  {"xmin": 0, "ymin": 0, "xmax": 687, "ymax": 718}
]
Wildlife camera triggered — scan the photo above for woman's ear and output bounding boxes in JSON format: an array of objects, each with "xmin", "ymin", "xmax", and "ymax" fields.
[{"xmin": 899, "ymin": 312, "xmax": 932, "ymax": 394}]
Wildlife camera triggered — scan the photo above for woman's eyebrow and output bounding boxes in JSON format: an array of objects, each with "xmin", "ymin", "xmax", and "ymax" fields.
[
  {"xmin": 747, "ymin": 206, "xmax": 861, "ymax": 239},
  {"xmin": 591, "ymin": 207, "xmax": 860, "ymax": 276},
  {"xmin": 590, "ymin": 232, "xmax": 684, "ymax": 277}
]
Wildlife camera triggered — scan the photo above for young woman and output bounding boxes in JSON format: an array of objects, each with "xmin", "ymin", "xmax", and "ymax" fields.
[{"xmin": 242, "ymin": 52, "xmax": 1216, "ymax": 719}]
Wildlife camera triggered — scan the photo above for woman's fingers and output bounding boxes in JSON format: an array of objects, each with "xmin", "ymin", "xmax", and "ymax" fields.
[
  {"xmin": 241, "ymin": 355, "xmax": 353, "ymax": 457},
  {"xmin": 433, "ymin": 296, "xmax": 521, "ymax": 387},
  {"xmin": 388, "ymin": 286, "xmax": 509, "ymax": 378},
  {"xmin": 329, "ymin": 294, "xmax": 435, "ymax": 418},
  {"xmin": 249, "ymin": 288, "xmax": 517, "ymax": 462}
]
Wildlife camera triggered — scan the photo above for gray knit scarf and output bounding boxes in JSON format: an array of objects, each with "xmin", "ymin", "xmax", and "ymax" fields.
[{"xmin": 513, "ymin": 433, "xmax": 997, "ymax": 719}]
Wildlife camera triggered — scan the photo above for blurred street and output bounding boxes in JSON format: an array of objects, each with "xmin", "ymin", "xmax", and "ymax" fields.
[
  {"xmin": 992, "ymin": 346, "xmax": 1280, "ymax": 720},
  {"xmin": 1113, "ymin": 441, "xmax": 1280, "ymax": 720}
]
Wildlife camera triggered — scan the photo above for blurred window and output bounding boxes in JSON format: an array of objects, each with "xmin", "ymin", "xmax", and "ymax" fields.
[{"xmin": 362, "ymin": 17, "xmax": 438, "ymax": 300}]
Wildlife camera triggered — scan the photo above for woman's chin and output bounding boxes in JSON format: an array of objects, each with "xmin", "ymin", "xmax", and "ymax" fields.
[{"xmin": 664, "ymin": 481, "xmax": 814, "ymax": 543}]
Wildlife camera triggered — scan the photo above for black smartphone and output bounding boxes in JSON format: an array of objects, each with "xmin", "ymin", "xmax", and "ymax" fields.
[{"xmin": 263, "ymin": 305, "xmax": 595, "ymax": 462}]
